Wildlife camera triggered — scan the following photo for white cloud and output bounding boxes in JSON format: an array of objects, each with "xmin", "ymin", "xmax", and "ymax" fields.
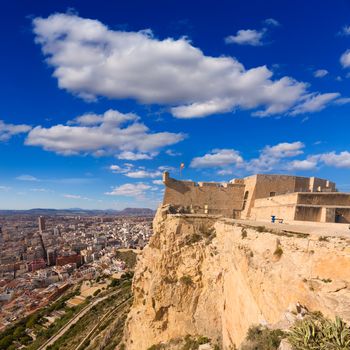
[
  {"xmin": 109, "ymin": 163, "xmax": 165, "ymax": 179},
  {"xmin": 25, "ymin": 109, "xmax": 184, "ymax": 156},
  {"xmin": 217, "ymin": 169, "xmax": 234, "ymax": 176},
  {"xmin": 63, "ymin": 194, "xmax": 82, "ymax": 199},
  {"xmin": 109, "ymin": 163, "xmax": 134, "ymax": 174},
  {"xmin": 314, "ymin": 69, "xmax": 328, "ymax": 78},
  {"xmin": 117, "ymin": 151, "xmax": 154, "ymax": 160},
  {"xmin": 0, "ymin": 120, "xmax": 31, "ymax": 142},
  {"xmin": 0, "ymin": 186, "xmax": 11, "ymax": 191},
  {"xmin": 341, "ymin": 25, "xmax": 350, "ymax": 36},
  {"xmin": 30, "ymin": 188, "xmax": 52, "ymax": 192},
  {"xmin": 32, "ymin": 13, "xmax": 338, "ymax": 118},
  {"xmin": 105, "ymin": 183, "xmax": 152, "ymax": 198},
  {"xmin": 152, "ymin": 179, "xmax": 163, "ymax": 185},
  {"xmin": 225, "ymin": 29, "xmax": 265, "ymax": 46},
  {"xmin": 334, "ymin": 97, "xmax": 350, "ymax": 105},
  {"xmin": 191, "ymin": 142, "xmax": 350, "ymax": 174},
  {"xmin": 264, "ymin": 18, "xmax": 280, "ymax": 27},
  {"xmin": 16, "ymin": 174, "xmax": 40, "ymax": 181},
  {"xmin": 190, "ymin": 142, "xmax": 305, "ymax": 173},
  {"xmin": 340, "ymin": 50, "xmax": 350, "ymax": 68},
  {"xmin": 190, "ymin": 149, "xmax": 243, "ymax": 168},
  {"xmin": 260, "ymin": 142, "xmax": 304, "ymax": 158},
  {"xmin": 165, "ymin": 149, "xmax": 182, "ymax": 157},
  {"xmin": 110, "ymin": 164, "xmax": 122, "ymax": 172},
  {"xmin": 286, "ymin": 158, "xmax": 318, "ymax": 171},
  {"xmin": 290, "ymin": 93, "xmax": 339, "ymax": 115},
  {"xmin": 317, "ymin": 151, "xmax": 350, "ymax": 168},
  {"xmin": 245, "ymin": 142, "xmax": 305, "ymax": 172},
  {"xmin": 124, "ymin": 170, "xmax": 162, "ymax": 178}
]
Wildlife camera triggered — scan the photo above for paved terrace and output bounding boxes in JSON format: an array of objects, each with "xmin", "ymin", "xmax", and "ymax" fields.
[{"xmin": 169, "ymin": 214, "xmax": 350, "ymax": 239}]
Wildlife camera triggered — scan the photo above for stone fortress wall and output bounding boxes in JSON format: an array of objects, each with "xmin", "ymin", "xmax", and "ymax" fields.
[
  {"xmin": 162, "ymin": 172, "xmax": 245, "ymax": 218},
  {"xmin": 162, "ymin": 171, "xmax": 350, "ymax": 223}
]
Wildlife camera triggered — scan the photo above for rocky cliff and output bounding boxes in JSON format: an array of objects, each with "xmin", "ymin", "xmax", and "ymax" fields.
[{"xmin": 123, "ymin": 206, "xmax": 350, "ymax": 349}]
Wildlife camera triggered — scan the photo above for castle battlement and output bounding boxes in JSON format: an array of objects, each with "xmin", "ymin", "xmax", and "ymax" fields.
[{"xmin": 162, "ymin": 172, "xmax": 350, "ymax": 223}]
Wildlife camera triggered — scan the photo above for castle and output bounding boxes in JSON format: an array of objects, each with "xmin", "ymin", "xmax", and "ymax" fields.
[{"xmin": 162, "ymin": 172, "xmax": 350, "ymax": 223}]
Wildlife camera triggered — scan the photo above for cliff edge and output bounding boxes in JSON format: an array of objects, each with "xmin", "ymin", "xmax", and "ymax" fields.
[{"xmin": 123, "ymin": 206, "xmax": 350, "ymax": 349}]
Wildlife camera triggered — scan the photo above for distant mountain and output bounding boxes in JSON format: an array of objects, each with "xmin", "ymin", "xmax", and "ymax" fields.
[
  {"xmin": 0, "ymin": 207, "xmax": 156, "ymax": 217},
  {"xmin": 118, "ymin": 208, "xmax": 155, "ymax": 216}
]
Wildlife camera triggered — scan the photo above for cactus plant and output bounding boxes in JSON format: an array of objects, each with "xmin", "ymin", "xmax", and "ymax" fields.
[{"xmin": 288, "ymin": 313, "xmax": 350, "ymax": 350}]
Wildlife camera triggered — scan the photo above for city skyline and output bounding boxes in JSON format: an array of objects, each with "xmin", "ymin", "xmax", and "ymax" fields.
[{"xmin": 2, "ymin": 0, "xmax": 350, "ymax": 209}]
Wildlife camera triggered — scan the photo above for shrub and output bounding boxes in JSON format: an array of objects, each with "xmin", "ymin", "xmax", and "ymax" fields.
[
  {"xmin": 241, "ymin": 228, "xmax": 248, "ymax": 239},
  {"xmin": 180, "ymin": 276, "xmax": 193, "ymax": 286},
  {"xmin": 197, "ymin": 335, "xmax": 210, "ymax": 344},
  {"xmin": 109, "ymin": 278, "xmax": 120, "ymax": 288},
  {"xmin": 318, "ymin": 236, "xmax": 329, "ymax": 242},
  {"xmin": 273, "ymin": 246, "xmax": 283, "ymax": 258},
  {"xmin": 288, "ymin": 314, "xmax": 350, "ymax": 349},
  {"xmin": 256, "ymin": 226, "xmax": 266, "ymax": 233},
  {"xmin": 93, "ymin": 289, "xmax": 101, "ymax": 296},
  {"xmin": 163, "ymin": 276, "xmax": 177, "ymax": 284},
  {"xmin": 147, "ymin": 344, "xmax": 164, "ymax": 350},
  {"xmin": 185, "ymin": 234, "xmax": 202, "ymax": 245},
  {"xmin": 242, "ymin": 325, "xmax": 285, "ymax": 350}
]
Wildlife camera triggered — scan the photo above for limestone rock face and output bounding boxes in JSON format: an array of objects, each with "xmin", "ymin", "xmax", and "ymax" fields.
[{"xmin": 123, "ymin": 207, "xmax": 350, "ymax": 350}]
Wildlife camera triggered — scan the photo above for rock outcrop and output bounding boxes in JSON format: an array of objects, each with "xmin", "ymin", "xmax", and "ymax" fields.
[{"xmin": 123, "ymin": 206, "xmax": 350, "ymax": 349}]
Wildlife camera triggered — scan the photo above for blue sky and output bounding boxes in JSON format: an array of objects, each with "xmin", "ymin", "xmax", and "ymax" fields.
[{"xmin": 2, "ymin": 0, "xmax": 350, "ymax": 209}]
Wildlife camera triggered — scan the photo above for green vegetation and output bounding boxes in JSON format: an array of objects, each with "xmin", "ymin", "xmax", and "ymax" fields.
[
  {"xmin": 0, "ymin": 288, "xmax": 80, "ymax": 350},
  {"xmin": 241, "ymin": 228, "xmax": 248, "ymax": 239},
  {"xmin": 241, "ymin": 325, "xmax": 285, "ymax": 350},
  {"xmin": 255, "ymin": 226, "xmax": 266, "ymax": 233},
  {"xmin": 115, "ymin": 250, "xmax": 138, "ymax": 269},
  {"xmin": 185, "ymin": 233, "xmax": 202, "ymax": 245},
  {"xmin": 93, "ymin": 288, "xmax": 101, "ymax": 296},
  {"xmin": 147, "ymin": 335, "xmax": 213, "ymax": 350},
  {"xmin": 182, "ymin": 335, "xmax": 210, "ymax": 350},
  {"xmin": 288, "ymin": 313, "xmax": 350, "ymax": 350},
  {"xmin": 319, "ymin": 236, "xmax": 330, "ymax": 242},
  {"xmin": 273, "ymin": 246, "xmax": 283, "ymax": 258},
  {"xmin": 163, "ymin": 276, "xmax": 177, "ymax": 284},
  {"xmin": 42, "ymin": 277, "xmax": 133, "ymax": 350},
  {"xmin": 180, "ymin": 275, "xmax": 193, "ymax": 286},
  {"xmin": 0, "ymin": 274, "xmax": 133, "ymax": 350}
]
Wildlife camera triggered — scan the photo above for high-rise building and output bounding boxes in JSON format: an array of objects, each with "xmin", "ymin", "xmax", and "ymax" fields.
[
  {"xmin": 47, "ymin": 249, "xmax": 57, "ymax": 266},
  {"xmin": 38, "ymin": 216, "xmax": 46, "ymax": 232}
]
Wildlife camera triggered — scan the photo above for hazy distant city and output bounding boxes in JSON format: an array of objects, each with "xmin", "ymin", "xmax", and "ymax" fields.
[{"xmin": 0, "ymin": 211, "xmax": 152, "ymax": 332}]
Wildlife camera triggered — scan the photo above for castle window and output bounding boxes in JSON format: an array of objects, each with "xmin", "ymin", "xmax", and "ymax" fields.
[{"xmin": 269, "ymin": 192, "xmax": 276, "ymax": 197}]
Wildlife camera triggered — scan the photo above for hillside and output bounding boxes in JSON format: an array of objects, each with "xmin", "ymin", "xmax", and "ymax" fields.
[{"xmin": 123, "ymin": 206, "xmax": 350, "ymax": 349}]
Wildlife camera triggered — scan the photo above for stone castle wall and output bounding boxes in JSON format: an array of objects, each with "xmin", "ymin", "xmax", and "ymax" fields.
[
  {"xmin": 162, "ymin": 172, "xmax": 343, "ymax": 222},
  {"xmin": 162, "ymin": 172, "xmax": 245, "ymax": 217}
]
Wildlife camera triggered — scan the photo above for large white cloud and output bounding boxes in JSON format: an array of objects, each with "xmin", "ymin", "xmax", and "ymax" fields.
[
  {"xmin": 244, "ymin": 142, "xmax": 305, "ymax": 172},
  {"xmin": 33, "ymin": 13, "xmax": 339, "ymax": 118},
  {"xmin": 190, "ymin": 142, "xmax": 350, "ymax": 174},
  {"xmin": 190, "ymin": 142, "xmax": 305, "ymax": 172},
  {"xmin": 0, "ymin": 120, "xmax": 31, "ymax": 141},
  {"xmin": 25, "ymin": 109, "xmax": 184, "ymax": 156}
]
